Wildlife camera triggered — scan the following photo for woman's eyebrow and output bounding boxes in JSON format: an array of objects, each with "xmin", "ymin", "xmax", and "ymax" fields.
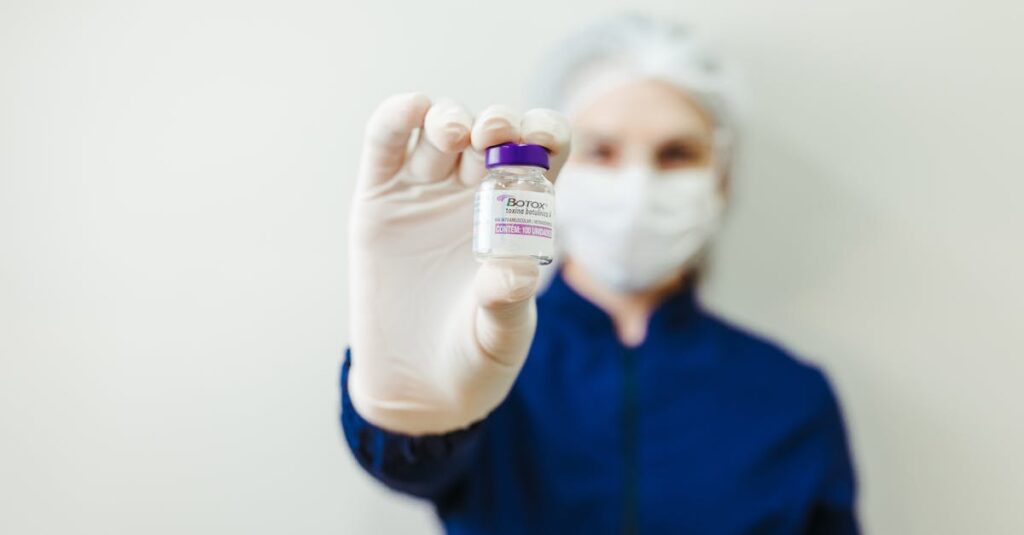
[
  {"xmin": 660, "ymin": 133, "xmax": 711, "ymax": 148},
  {"xmin": 575, "ymin": 131, "xmax": 621, "ymax": 145}
]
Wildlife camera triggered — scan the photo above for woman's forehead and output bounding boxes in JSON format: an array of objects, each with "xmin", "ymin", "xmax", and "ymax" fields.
[{"xmin": 570, "ymin": 78, "xmax": 714, "ymax": 143}]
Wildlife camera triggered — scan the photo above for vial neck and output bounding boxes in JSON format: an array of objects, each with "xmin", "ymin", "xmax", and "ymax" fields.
[{"xmin": 491, "ymin": 164, "xmax": 546, "ymax": 177}]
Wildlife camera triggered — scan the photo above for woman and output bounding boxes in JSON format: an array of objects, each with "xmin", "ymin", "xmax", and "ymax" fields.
[{"xmin": 341, "ymin": 14, "xmax": 858, "ymax": 534}]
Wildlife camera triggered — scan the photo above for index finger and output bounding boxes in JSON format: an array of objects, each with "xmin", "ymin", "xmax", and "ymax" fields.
[{"xmin": 358, "ymin": 92, "xmax": 432, "ymax": 188}]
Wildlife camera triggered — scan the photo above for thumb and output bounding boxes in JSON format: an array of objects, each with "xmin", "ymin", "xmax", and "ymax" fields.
[{"xmin": 472, "ymin": 258, "xmax": 540, "ymax": 367}]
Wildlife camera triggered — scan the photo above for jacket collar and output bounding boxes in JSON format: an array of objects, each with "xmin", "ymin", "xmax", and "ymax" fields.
[{"xmin": 538, "ymin": 267, "xmax": 702, "ymax": 338}]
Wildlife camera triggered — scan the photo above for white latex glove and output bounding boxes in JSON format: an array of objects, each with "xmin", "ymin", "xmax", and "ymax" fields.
[{"xmin": 347, "ymin": 93, "xmax": 571, "ymax": 435}]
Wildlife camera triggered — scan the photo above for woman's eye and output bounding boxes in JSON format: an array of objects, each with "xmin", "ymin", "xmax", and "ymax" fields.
[
  {"xmin": 657, "ymin": 143, "xmax": 705, "ymax": 168},
  {"xmin": 585, "ymin": 144, "xmax": 617, "ymax": 164}
]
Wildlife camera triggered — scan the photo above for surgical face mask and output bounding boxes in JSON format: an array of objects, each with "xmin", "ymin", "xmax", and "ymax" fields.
[{"xmin": 555, "ymin": 164, "xmax": 724, "ymax": 292}]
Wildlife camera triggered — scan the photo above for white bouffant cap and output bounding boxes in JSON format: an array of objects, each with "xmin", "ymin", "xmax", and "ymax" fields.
[{"xmin": 528, "ymin": 13, "xmax": 745, "ymax": 152}]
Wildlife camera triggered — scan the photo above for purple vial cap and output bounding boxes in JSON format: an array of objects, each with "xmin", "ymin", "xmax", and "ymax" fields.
[{"xmin": 484, "ymin": 143, "xmax": 550, "ymax": 170}]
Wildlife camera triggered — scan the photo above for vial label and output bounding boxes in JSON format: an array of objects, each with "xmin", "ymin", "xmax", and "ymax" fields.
[{"xmin": 474, "ymin": 189, "xmax": 555, "ymax": 258}]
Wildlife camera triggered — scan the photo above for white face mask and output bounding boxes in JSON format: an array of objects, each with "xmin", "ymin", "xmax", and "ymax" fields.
[{"xmin": 555, "ymin": 164, "xmax": 724, "ymax": 292}]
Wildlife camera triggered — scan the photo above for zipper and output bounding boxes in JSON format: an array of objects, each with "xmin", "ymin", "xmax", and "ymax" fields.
[{"xmin": 621, "ymin": 345, "xmax": 638, "ymax": 535}]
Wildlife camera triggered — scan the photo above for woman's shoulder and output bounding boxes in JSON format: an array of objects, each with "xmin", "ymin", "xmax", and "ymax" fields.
[{"xmin": 697, "ymin": 307, "xmax": 840, "ymax": 411}]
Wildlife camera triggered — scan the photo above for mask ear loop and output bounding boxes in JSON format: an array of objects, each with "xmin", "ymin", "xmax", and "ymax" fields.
[{"xmin": 709, "ymin": 127, "xmax": 735, "ymax": 213}]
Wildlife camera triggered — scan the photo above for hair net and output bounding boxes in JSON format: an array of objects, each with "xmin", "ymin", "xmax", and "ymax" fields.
[{"xmin": 528, "ymin": 13, "xmax": 744, "ymax": 155}]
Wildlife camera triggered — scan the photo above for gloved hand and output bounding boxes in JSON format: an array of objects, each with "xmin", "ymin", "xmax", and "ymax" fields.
[{"xmin": 347, "ymin": 93, "xmax": 571, "ymax": 435}]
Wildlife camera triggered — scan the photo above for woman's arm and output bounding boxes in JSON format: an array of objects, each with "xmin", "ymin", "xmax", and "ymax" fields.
[
  {"xmin": 806, "ymin": 376, "xmax": 859, "ymax": 535},
  {"xmin": 339, "ymin": 349, "xmax": 484, "ymax": 503}
]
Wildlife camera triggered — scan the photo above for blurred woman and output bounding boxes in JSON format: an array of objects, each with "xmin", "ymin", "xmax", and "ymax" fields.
[{"xmin": 341, "ymin": 14, "xmax": 858, "ymax": 534}]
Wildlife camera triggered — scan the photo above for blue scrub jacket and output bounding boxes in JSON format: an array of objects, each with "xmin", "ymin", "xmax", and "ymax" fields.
[{"xmin": 340, "ymin": 270, "xmax": 859, "ymax": 534}]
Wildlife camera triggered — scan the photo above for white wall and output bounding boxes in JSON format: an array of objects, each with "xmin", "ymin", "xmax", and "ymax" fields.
[{"xmin": 1, "ymin": 1, "xmax": 1021, "ymax": 533}]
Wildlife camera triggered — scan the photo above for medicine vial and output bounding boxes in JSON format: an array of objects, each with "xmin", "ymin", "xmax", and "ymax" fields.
[{"xmin": 473, "ymin": 143, "xmax": 555, "ymax": 265}]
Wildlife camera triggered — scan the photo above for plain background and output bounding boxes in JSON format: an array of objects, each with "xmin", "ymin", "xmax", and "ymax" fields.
[{"xmin": 2, "ymin": 0, "xmax": 1022, "ymax": 533}]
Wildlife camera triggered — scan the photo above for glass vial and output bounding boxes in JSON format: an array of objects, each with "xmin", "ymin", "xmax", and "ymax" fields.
[{"xmin": 473, "ymin": 143, "xmax": 555, "ymax": 265}]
